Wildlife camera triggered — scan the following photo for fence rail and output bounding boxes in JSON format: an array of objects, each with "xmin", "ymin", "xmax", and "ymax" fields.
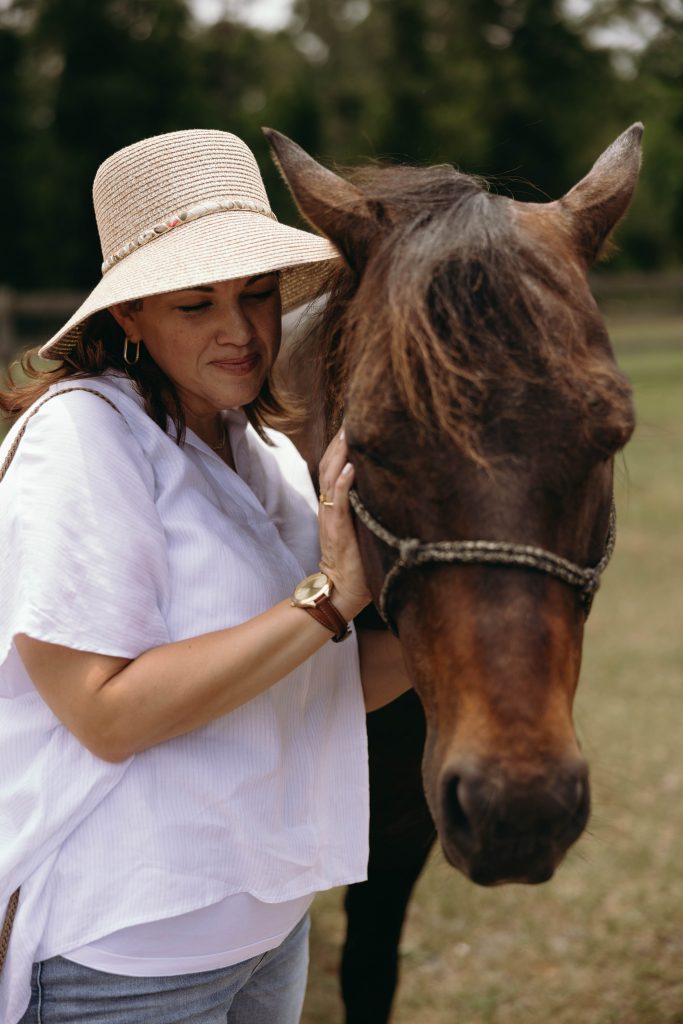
[
  {"xmin": 0, "ymin": 287, "xmax": 87, "ymax": 362},
  {"xmin": 1, "ymin": 272, "xmax": 682, "ymax": 364},
  {"xmin": 590, "ymin": 269, "xmax": 683, "ymax": 316}
]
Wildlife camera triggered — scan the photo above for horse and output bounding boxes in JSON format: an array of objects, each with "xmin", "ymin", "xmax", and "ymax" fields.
[{"xmin": 271, "ymin": 124, "xmax": 642, "ymax": 1020}]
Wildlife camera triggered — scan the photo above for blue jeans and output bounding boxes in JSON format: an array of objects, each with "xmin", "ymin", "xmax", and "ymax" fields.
[{"xmin": 19, "ymin": 912, "xmax": 309, "ymax": 1024}]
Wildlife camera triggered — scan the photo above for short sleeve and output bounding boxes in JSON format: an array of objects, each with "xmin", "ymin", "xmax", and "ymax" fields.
[{"xmin": 0, "ymin": 389, "xmax": 170, "ymax": 670}]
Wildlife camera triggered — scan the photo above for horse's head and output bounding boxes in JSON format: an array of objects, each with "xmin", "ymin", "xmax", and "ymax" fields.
[{"xmin": 267, "ymin": 125, "xmax": 641, "ymax": 885}]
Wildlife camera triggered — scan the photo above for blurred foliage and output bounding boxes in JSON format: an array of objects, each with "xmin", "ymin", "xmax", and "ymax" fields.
[{"xmin": 0, "ymin": 0, "xmax": 681, "ymax": 289}]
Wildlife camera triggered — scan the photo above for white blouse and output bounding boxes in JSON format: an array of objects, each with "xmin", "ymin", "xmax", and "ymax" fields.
[{"xmin": 0, "ymin": 372, "xmax": 369, "ymax": 1022}]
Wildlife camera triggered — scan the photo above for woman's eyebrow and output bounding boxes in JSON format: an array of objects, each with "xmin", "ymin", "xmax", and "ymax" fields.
[
  {"xmin": 246, "ymin": 272, "xmax": 277, "ymax": 285},
  {"xmin": 173, "ymin": 275, "xmax": 277, "ymax": 298}
]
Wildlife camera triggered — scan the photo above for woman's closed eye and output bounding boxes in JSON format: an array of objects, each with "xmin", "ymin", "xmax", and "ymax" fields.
[
  {"xmin": 177, "ymin": 301, "xmax": 212, "ymax": 313},
  {"xmin": 243, "ymin": 288, "xmax": 277, "ymax": 302}
]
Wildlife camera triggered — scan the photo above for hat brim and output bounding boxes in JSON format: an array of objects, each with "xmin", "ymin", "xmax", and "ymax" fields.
[{"xmin": 39, "ymin": 211, "xmax": 340, "ymax": 359}]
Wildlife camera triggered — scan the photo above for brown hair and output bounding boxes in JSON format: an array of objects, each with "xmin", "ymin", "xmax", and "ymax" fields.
[
  {"xmin": 299, "ymin": 163, "xmax": 635, "ymax": 465},
  {"xmin": 0, "ymin": 307, "xmax": 293, "ymax": 445}
]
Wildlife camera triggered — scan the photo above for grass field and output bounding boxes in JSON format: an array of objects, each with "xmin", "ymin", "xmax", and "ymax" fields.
[
  {"xmin": 303, "ymin": 319, "xmax": 683, "ymax": 1024},
  {"xmin": 2, "ymin": 317, "xmax": 681, "ymax": 1023}
]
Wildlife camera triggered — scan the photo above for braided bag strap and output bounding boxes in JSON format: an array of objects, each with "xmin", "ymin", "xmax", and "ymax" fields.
[
  {"xmin": 1, "ymin": 386, "xmax": 123, "ymax": 482},
  {"xmin": 0, "ymin": 385, "xmax": 123, "ymax": 975},
  {"xmin": 0, "ymin": 890, "xmax": 19, "ymax": 973}
]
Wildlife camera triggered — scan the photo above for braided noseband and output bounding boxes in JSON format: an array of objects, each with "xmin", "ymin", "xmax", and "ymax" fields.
[{"xmin": 348, "ymin": 489, "xmax": 617, "ymax": 635}]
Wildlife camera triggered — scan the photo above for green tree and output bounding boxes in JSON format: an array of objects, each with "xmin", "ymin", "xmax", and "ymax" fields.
[
  {"xmin": 192, "ymin": 16, "xmax": 315, "ymax": 222},
  {"xmin": 287, "ymin": 0, "xmax": 682, "ymax": 268},
  {"xmin": 0, "ymin": 20, "xmax": 30, "ymax": 284},
  {"xmin": 1, "ymin": 0, "xmax": 681, "ymax": 286},
  {"xmin": 611, "ymin": 18, "xmax": 683, "ymax": 266},
  {"xmin": 5, "ymin": 0, "xmax": 204, "ymax": 287}
]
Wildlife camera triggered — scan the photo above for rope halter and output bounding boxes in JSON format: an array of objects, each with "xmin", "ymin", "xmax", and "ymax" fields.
[{"xmin": 348, "ymin": 489, "xmax": 617, "ymax": 635}]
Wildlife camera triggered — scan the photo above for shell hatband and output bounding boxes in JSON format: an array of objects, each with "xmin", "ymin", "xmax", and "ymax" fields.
[{"xmin": 101, "ymin": 198, "xmax": 279, "ymax": 275}]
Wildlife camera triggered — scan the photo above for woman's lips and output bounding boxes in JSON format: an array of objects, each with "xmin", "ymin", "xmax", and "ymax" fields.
[{"xmin": 211, "ymin": 354, "xmax": 260, "ymax": 376}]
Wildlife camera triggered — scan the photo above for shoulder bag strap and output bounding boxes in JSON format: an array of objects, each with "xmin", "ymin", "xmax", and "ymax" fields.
[
  {"xmin": 1, "ymin": 385, "xmax": 123, "ymax": 483},
  {"xmin": 0, "ymin": 890, "xmax": 19, "ymax": 975}
]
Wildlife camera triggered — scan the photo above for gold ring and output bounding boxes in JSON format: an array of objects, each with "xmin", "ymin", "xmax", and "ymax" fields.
[
  {"xmin": 321, "ymin": 500, "xmax": 335, "ymax": 507},
  {"xmin": 319, "ymin": 492, "xmax": 333, "ymax": 505}
]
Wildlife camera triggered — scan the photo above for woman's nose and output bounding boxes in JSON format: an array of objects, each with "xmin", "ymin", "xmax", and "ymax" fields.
[{"xmin": 214, "ymin": 305, "xmax": 253, "ymax": 346}]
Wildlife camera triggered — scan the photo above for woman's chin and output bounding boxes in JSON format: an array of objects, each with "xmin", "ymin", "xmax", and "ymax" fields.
[{"xmin": 209, "ymin": 362, "xmax": 266, "ymax": 408}]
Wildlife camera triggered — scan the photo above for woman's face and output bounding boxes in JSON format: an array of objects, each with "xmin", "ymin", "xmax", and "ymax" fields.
[{"xmin": 112, "ymin": 273, "xmax": 281, "ymax": 422}]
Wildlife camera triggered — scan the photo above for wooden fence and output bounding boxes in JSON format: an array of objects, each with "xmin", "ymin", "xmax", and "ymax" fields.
[
  {"xmin": 1, "ymin": 271, "xmax": 682, "ymax": 364},
  {"xmin": 0, "ymin": 287, "xmax": 87, "ymax": 363}
]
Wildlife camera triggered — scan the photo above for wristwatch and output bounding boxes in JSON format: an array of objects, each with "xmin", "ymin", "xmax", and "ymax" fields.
[{"xmin": 291, "ymin": 571, "xmax": 351, "ymax": 643}]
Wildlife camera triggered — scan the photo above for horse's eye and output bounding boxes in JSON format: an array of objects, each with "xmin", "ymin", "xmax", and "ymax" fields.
[{"xmin": 348, "ymin": 441, "xmax": 398, "ymax": 473}]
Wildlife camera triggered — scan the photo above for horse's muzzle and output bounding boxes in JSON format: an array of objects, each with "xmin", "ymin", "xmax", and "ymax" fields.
[{"xmin": 437, "ymin": 755, "xmax": 591, "ymax": 886}]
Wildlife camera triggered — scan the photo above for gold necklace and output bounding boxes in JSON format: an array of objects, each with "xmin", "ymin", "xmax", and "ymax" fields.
[{"xmin": 210, "ymin": 419, "xmax": 227, "ymax": 451}]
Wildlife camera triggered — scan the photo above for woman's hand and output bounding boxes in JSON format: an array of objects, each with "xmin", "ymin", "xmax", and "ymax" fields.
[{"xmin": 317, "ymin": 428, "xmax": 372, "ymax": 623}]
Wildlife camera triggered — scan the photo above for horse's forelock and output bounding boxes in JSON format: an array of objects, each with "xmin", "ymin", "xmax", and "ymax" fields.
[{"xmin": 302, "ymin": 164, "xmax": 634, "ymax": 462}]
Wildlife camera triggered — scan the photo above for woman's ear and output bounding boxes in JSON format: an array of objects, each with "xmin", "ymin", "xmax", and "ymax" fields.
[{"xmin": 108, "ymin": 301, "xmax": 141, "ymax": 338}]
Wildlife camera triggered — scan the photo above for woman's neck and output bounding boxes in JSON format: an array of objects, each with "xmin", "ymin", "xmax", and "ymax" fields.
[{"xmin": 185, "ymin": 410, "xmax": 235, "ymax": 469}]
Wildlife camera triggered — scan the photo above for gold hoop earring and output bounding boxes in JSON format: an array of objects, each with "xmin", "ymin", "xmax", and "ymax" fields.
[{"xmin": 123, "ymin": 338, "xmax": 141, "ymax": 366}]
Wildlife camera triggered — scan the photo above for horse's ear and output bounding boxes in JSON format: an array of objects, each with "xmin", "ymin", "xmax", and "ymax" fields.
[
  {"xmin": 558, "ymin": 122, "xmax": 643, "ymax": 265},
  {"xmin": 263, "ymin": 127, "xmax": 379, "ymax": 273}
]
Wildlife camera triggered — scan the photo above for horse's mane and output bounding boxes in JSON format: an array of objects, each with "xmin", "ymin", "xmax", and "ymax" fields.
[{"xmin": 298, "ymin": 162, "xmax": 634, "ymax": 464}]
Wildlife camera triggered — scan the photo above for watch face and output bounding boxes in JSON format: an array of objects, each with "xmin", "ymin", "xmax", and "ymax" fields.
[{"xmin": 293, "ymin": 571, "xmax": 330, "ymax": 606}]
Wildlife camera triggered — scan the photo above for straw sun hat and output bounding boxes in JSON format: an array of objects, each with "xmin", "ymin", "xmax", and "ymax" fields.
[{"xmin": 39, "ymin": 129, "xmax": 340, "ymax": 360}]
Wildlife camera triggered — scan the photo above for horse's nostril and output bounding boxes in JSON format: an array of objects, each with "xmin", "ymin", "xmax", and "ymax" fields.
[
  {"xmin": 572, "ymin": 773, "xmax": 591, "ymax": 825},
  {"xmin": 441, "ymin": 760, "xmax": 591, "ymax": 846},
  {"xmin": 444, "ymin": 775, "xmax": 472, "ymax": 837}
]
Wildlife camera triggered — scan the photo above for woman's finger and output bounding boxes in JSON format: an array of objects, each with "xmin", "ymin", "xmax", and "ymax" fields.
[
  {"xmin": 335, "ymin": 460, "xmax": 354, "ymax": 496},
  {"xmin": 324, "ymin": 463, "xmax": 355, "ymax": 555},
  {"xmin": 318, "ymin": 429, "xmax": 346, "ymax": 500},
  {"xmin": 323, "ymin": 458, "xmax": 371, "ymax": 609},
  {"xmin": 318, "ymin": 462, "xmax": 353, "ymax": 572},
  {"xmin": 330, "ymin": 461, "xmax": 354, "ymax": 519}
]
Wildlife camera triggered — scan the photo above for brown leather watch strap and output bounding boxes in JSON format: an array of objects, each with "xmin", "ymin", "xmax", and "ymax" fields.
[{"xmin": 304, "ymin": 593, "xmax": 350, "ymax": 643}]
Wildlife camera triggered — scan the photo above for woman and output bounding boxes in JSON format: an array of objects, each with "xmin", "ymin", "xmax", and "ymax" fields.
[{"xmin": 0, "ymin": 129, "xmax": 409, "ymax": 1024}]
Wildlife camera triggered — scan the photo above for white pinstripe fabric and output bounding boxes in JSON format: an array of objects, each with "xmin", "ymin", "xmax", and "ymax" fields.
[{"xmin": 0, "ymin": 373, "xmax": 369, "ymax": 1024}]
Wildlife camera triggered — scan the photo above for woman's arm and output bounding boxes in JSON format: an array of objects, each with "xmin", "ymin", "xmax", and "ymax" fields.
[
  {"xmin": 16, "ymin": 609, "xmax": 413, "ymax": 763},
  {"xmin": 356, "ymin": 629, "xmax": 413, "ymax": 712},
  {"xmin": 16, "ymin": 429, "xmax": 372, "ymax": 763},
  {"xmin": 15, "ymin": 593, "xmax": 362, "ymax": 763}
]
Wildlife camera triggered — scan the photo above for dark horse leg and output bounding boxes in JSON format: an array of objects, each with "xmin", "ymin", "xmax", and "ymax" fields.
[{"xmin": 341, "ymin": 687, "xmax": 436, "ymax": 1024}]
